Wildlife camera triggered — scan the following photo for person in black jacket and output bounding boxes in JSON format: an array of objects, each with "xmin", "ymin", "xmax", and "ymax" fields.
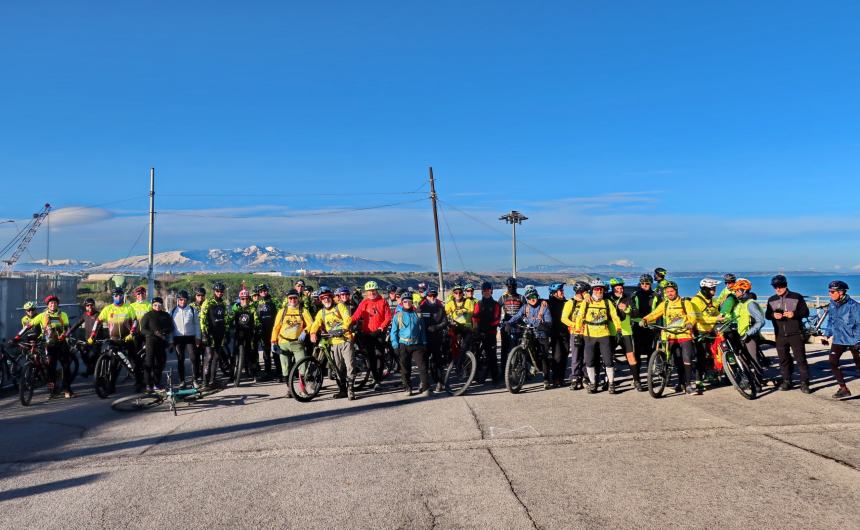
[
  {"xmin": 546, "ymin": 282, "xmax": 569, "ymax": 387},
  {"xmin": 765, "ymin": 275, "xmax": 811, "ymax": 393},
  {"xmin": 420, "ymin": 286, "xmax": 448, "ymax": 392},
  {"xmin": 140, "ymin": 297, "xmax": 175, "ymax": 391},
  {"xmin": 475, "ymin": 282, "xmax": 501, "ymax": 385}
]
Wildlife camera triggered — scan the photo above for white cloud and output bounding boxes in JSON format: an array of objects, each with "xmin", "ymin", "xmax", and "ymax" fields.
[
  {"xmin": 609, "ymin": 259, "xmax": 635, "ymax": 267},
  {"xmin": 49, "ymin": 206, "xmax": 113, "ymax": 227},
  {"xmin": 852, "ymin": 265, "xmax": 860, "ymax": 271}
]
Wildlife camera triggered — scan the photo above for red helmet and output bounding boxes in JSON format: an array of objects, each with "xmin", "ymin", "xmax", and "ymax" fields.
[
  {"xmin": 239, "ymin": 289, "xmax": 250, "ymax": 299},
  {"xmin": 133, "ymin": 286, "xmax": 147, "ymax": 295},
  {"xmin": 44, "ymin": 295, "xmax": 59, "ymax": 304}
]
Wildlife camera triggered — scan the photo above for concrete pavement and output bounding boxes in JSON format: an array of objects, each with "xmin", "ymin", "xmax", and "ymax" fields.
[{"xmin": 0, "ymin": 344, "xmax": 858, "ymax": 529}]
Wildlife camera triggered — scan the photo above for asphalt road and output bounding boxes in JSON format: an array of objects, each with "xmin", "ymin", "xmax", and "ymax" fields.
[{"xmin": 0, "ymin": 344, "xmax": 858, "ymax": 529}]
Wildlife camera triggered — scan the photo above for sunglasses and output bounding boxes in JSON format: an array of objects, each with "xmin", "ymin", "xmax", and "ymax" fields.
[{"xmin": 465, "ymin": 289, "xmax": 474, "ymax": 292}]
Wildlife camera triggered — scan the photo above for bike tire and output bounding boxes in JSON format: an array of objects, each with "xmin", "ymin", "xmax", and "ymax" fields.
[
  {"xmin": 288, "ymin": 357, "xmax": 324, "ymax": 402},
  {"xmin": 234, "ymin": 345, "xmax": 245, "ymax": 388},
  {"xmin": 111, "ymin": 393, "xmax": 164, "ymax": 412},
  {"xmin": 473, "ymin": 351, "xmax": 489, "ymax": 386},
  {"xmin": 445, "ymin": 349, "xmax": 476, "ymax": 396},
  {"xmin": 94, "ymin": 353, "xmax": 114, "ymax": 399},
  {"xmin": 722, "ymin": 345, "xmax": 757, "ymax": 400},
  {"xmin": 504, "ymin": 346, "xmax": 528, "ymax": 394},
  {"xmin": 69, "ymin": 354, "xmax": 80, "ymax": 382},
  {"xmin": 19, "ymin": 362, "xmax": 35, "ymax": 406},
  {"xmin": 647, "ymin": 350, "xmax": 671, "ymax": 398},
  {"xmin": 352, "ymin": 350, "xmax": 371, "ymax": 390}
]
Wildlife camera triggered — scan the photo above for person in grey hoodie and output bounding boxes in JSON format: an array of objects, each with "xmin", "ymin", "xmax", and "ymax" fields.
[{"xmin": 171, "ymin": 290, "xmax": 201, "ymax": 388}]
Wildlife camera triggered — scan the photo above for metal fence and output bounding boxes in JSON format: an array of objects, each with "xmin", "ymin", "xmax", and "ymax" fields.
[{"xmin": 0, "ymin": 275, "xmax": 81, "ymax": 339}]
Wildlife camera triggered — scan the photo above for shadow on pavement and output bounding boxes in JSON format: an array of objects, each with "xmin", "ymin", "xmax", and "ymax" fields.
[{"xmin": 0, "ymin": 473, "xmax": 104, "ymax": 502}]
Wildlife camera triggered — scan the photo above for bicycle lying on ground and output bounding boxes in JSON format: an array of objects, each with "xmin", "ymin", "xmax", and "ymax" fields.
[{"xmin": 111, "ymin": 370, "xmax": 221, "ymax": 414}]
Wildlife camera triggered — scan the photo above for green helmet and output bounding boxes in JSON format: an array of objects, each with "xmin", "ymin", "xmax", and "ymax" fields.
[
  {"xmin": 609, "ymin": 277, "xmax": 624, "ymax": 287},
  {"xmin": 663, "ymin": 280, "xmax": 678, "ymax": 291},
  {"xmin": 452, "ymin": 284, "xmax": 464, "ymax": 292},
  {"xmin": 464, "ymin": 282, "xmax": 474, "ymax": 290},
  {"xmin": 363, "ymin": 281, "xmax": 379, "ymax": 291},
  {"xmin": 23, "ymin": 301, "xmax": 36, "ymax": 310}
]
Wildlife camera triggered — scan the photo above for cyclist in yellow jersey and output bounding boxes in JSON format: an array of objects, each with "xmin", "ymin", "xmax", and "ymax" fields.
[
  {"xmin": 18, "ymin": 301, "xmax": 41, "ymax": 342},
  {"xmin": 271, "ymin": 288, "xmax": 313, "ymax": 395},
  {"xmin": 15, "ymin": 295, "xmax": 73, "ymax": 397},
  {"xmin": 640, "ymin": 281, "xmax": 699, "ymax": 394},
  {"xmin": 91, "ymin": 287, "xmax": 142, "ymax": 391},
  {"xmin": 690, "ymin": 278, "xmax": 722, "ymax": 392},
  {"xmin": 561, "ymin": 281, "xmax": 591, "ymax": 390},
  {"xmin": 309, "ymin": 286, "xmax": 356, "ymax": 399},
  {"xmin": 573, "ymin": 279, "xmax": 623, "ymax": 394}
]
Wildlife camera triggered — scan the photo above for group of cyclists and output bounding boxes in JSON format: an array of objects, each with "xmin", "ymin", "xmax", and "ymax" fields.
[{"xmin": 8, "ymin": 268, "xmax": 860, "ymax": 402}]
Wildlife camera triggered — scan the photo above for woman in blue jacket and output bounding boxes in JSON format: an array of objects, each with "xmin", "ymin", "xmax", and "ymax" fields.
[
  {"xmin": 823, "ymin": 281, "xmax": 860, "ymax": 399},
  {"xmin": 390, "ymin": 292, "xmax": 429, "ymax": 397}
]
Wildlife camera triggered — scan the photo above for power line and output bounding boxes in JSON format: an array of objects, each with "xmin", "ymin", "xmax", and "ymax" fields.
[
  {"xmin": 438, "ymin": 203, "xmax": 467, "ymax": 272},
  {"xmin": 157, "ymin": 197, "xmax": 426, "ymax": 220}
]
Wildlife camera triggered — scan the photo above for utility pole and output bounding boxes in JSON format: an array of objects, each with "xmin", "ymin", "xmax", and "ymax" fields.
[
  {"xmin": 147, "ymin": 167, "xmax": 155, "ymax": 299},
  {"xmin": 428, "ymin": 167, "xmax": 445, "ymax": 299},
  {"xmin": 499, "ymin": 210, "xmax": 527, "ymax": 279},
  {"xmin": 46, "ymin": 210, "xmax": 50, "ymax": 268}
]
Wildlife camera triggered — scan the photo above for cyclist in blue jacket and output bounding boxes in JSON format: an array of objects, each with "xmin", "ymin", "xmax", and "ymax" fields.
[
  {"xmin": 823, "ymin": 280, "xmax": 860, "ymax": 399},
  {"xmin": 505, "ymin": 287, "xmax": 553, "ymax": 389}
]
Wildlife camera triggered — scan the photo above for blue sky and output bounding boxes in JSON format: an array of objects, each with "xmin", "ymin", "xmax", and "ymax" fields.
[{"xmin": 1, "ymin": 1, "xmax": 859, "ymax": 272}]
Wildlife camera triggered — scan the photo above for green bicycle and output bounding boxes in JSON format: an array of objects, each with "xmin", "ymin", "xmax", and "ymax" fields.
[{"xmin": 111, "ymin": 370, "xmax": 218, "ymax": 415}]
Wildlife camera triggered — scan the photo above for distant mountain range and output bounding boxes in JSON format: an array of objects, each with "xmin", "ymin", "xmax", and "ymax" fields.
[
  {"xmin": 16, "ymin": 245, "xmax": 424, "ymax": 273},
  {"xmin": 520, "ymin": 262, "xmax": 639, "ymax": 274}
]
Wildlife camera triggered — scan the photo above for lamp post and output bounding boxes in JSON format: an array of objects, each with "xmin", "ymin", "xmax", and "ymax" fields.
[{"xmin": 499, "ymin": 210, "xmax": 527, "ymax": 279}]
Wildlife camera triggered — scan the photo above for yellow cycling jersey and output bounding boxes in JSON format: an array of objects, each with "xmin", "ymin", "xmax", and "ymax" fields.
[
  {"xmin": 97, "ymin": 304, "xmax": 137, "ymax": 339},
  {"xmin": 573, "ymin": 298, "xmax": 622, "ymax": 338},
  {"xmin": 445, "ymin": 298, "xmax": 476, "ymax": 328},
  {"xmin": 690, "ymin": 293, "xmax": 720, "ymax": 333},
  {"xmin": 29, "ymin": 310, "xmax": 69, "ymax": 341},
  {"xmin": 309, "ymin": 303, "xmax": 353, "ymax": 344},
  {"xmin": 130, "ymin": 300, "xmax": 152, "ymax": 322},
  {"xmin": 642, "ymin": 297, "xmax": 696, "ymax": 340},
  {"xmin": 272, "ymin": 305, "xmax": 313, "ymax": 342}
]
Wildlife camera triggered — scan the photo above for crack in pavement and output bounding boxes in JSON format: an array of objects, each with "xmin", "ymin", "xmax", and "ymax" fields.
[
  {"xmin": 487, "ymin": 447, "xmax": 539, "ymax": 529},
  {"xmin": 10, "ymin": 421, "xmax": 859, "ymax": 471},
  {"xmin": 763, "ymin": 433, "xmax": 859, "ymax": 471},
  {"xmin": 422, "ymin": 498, "xmax": 439, "ymax": 530},
  {"xmin": 462, "ymin": 397, "xmax": 485, "ymax": 439}
]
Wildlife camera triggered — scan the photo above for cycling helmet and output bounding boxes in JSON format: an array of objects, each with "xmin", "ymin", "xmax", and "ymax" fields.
[
  {"xmin": 195, "ymin": 287, "xmax": 206, "ymax": 296},
  {"xmin": 638, "ymin": 274, "xmax": 653, "ymax": 284},
  {"xmin": 524, "ymin": 286, "xmax": 539, "ymax": 299},
  {"xmin": 212, "ymin": 282, "xmax": 226, "ymax": 291},
  {"xmin": 770, "ymin": 275, "xmax": 788, "ymax": 288},
  {"xmin": 177, "ymin": 290, "xmax": 189, "ymax": 299},
  {"xmin": 152, "ymin": 296, "xmax": 164, "ymax": 305},
  {"xmin": 133, "ymin": 286, "xmax": 147, "ymax": 295},
  {"xmin": 387, "ymin": 285, "xmax": 398, "ymax": 293},
  {"xmin": 723, "ymin": 273, "xmax": 737, "ymax": 284},
  {"xmin": 238, "ymin": 288, "xmax": 250, "ymax": 299},
  {"xmin": 400, "ymin": 291, "xmax": 413, "ymax": 301},
  {"xmin": 294, "ymin": 279, "xmax": 305, "ymax": 287},
  {"xmin": 549, "ymin": 282, "xmax": 565, "ymax": 292},
  {"xmin": 590, "ymin": 279, "xmax": 605, "ymax": 289},
  {"xmin": 23, "ymin": 301, "xmax": 36, "ymax": 310},
  {"xmin": 699, "ymin": 278, "xmax": 721, "ymax": 289},
  {"xmin": 608, "ymin": 277, "xmax": 624, "ymax": 287},
  {"xmin": 84, "ymin": 297, "xmax": 96, "ymax": 306},
  {"xmin": 505, "ymin": 277, "xmax": 517, "ymax": 288},
  {"xmin": 464, "ymin": 282, "xmax": 474, "ymax": 291},
  {"xmin": 427, "ymin": 286, "xmax": 439, "ymax": 295},
  {"xmin": 311, "ymin": 290, "xmax": 320, "ymax": 298},
  {"xmin": 663, "ymin": 280, "xmax": 679, "ymax": 291},
  {"xmin": 335, "ymin": 287, "xmax": 350, "ymax": 296},
  {"xmin": 318, "ymin": 286, "xmax": 333, "ymax": 296},
  {"xmin": 452, "ymin": 284, "xmax": 463, "ymax": 292},
  {"xmin": 481, "ymin": 281, "xmax": 493, "ymax": 291},
  {"xmin": 829, "ymin": 280, "xmax": 849, "ymax": 292},
  {"xmin": 286, "ymin": 289, "xmax": 300, "ymax": 298},
  {"xmin": 44, "ymin": 295, "xmax": 59, "ymax": 304},
  {"xmin": 654, "ymin": 267, "xmax": 667, "ymax": 278},
  {"xmin": 573, "ymin": 281, "xmax": 590, "ymax": 294},
  {"xmin": 733, "ymin": 278, "xmax": 752, "ymax": 292},
  {"xmin": 257, "ymin": 283, "xmax": 269, "ymax": 292},
  {"xmin": 363, "ymin": 281, "xmax": 378, "ymax": 291},
  {"xmin": 417, "ymin": 282, "xmax": 427, "ymax": 290},
  {"xmin": 112, "ymin": 287, "xmax": 125, "ymax": 296}
]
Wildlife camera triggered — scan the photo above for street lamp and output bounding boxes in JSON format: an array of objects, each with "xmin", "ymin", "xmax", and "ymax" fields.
[{"xmin": 499, "ymin": 210, "xmax": 528, "ymax": 279}]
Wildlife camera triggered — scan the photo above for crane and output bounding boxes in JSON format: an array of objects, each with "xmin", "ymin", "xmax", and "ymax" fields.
[{"xmin": 1, "ymin": 203, "xmax": 51, "ymax": 275}]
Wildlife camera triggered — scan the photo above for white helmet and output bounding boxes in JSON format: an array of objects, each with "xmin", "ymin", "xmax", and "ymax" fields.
[
  {"xmin": 590, "ymin": 278, "xmax": 606, "ymax": 289},
  {"xmin": 699, "ymin": 278, "xmax": 721, "ymax": 289}
]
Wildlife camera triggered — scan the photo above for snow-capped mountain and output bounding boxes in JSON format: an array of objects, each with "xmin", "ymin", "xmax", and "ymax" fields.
[
  {"xmin": 86, "ymin": 245, "xmax": 423, "ymax": 273},
  {"xmin": 16, "ymin": 259, "xmax": 97, "ymax": 272}
]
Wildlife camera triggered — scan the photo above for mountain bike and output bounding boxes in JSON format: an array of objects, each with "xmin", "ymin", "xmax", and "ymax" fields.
[
  {"xmin": 443, "ymin": 326, "xmax": 477, "ymax": 396},
  {"xmin": 802, "ymin": 305, "xmax": 828, "ymax": 344},
  {"xmin": 93, "ymin": 340, "xmax": 139, "ymax": 398},
  {"xmin": 713, "ymin": 320, "xmax": 764, "ymax": 400},
  {"xmin": 0, "ymin": 341, "xmax": 26, "ymax": 390},
  {"xmin": 288, "ymin": 334, "xmax": 370, "ymax": 402},
  {"xmin": 645, "ymin": 324, "xmax": 690, "ymax": 398},
  {"xmin": 17, "ymin": 340, "xmax": 54, "ymax": 406},
  {"xmin": 504, "ymin": 324, "xmax": 544, "ymax": 394},
  {"xmin": 111, "ymin": 370, "xmax": 220, "ymax": 414}
]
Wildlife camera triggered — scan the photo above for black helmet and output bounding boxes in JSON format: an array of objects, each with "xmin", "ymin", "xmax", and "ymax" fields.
[
  {"xmin": 111, "ymin": 287, "xmax": 124, "ymax": 296},
  {"xmin": 723, "ymin": 273, "xmax": 737, "ymax": 284},
  {"xmin": 387, "ymin": 285, "xmax": 398, "ymax": 293},
  {"xmin": 638, "ymin": 274, "xmax": 653, "ymax": 284},
  {"xmin": 573, "ymin": 281, "xmax": 590, "ymax": 294},
  {"xmin": 84, "ymin": 297, "xmax": 96, "ymax": 305},
  {"xmin": 770, "ymin": 275, "xmax": 788, "ymax": 288},
  {"xmin": 258, "ymin": 283, "xmax": 269, "ymax": 292},
  {"xmin": 829, "ymin": 280, "xmax": 849, "ymax": 292},
  {"xmin": 505, "ymin": 277, "xmax": 517, "ymax": 288},
  {"xmin": 481, "ymin": 281, "xmax": 493, "ymax": 291},
  {"xmin": 212, "ymin": 282, "xmax": 226, "ymax": 291},
  {"xmin": 177, "ymin": 290, "xmax": 190, "ymax": 299},
  {"xmin": 195, "ymin": 286, "xmax": 206, "ymax": 296},
  {"xmin": 252, "ymin": 286, "xmax": 260, "ymax": 294},
  {"xmin": 654, "ymin": 267, "xmax": 667, "ymax": 278}
]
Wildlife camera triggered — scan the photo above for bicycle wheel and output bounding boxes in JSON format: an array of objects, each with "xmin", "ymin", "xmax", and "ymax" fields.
[
  {"xmin": 111, "ymin": 393, "xmax": 164, "ymax": 411},
  {"xmin": 352, "ymin": 350, "xmax": 371, "ymax": 390},
  {"xmin": 69, "ymin": 354, "xmax": 80, "ymax": 382},
  {"xmin": 473, "ymin": 351, "xmax": 489, "ymax": 386},
  {"xmin": 94, "ymin": 354, "xmax": 114, "ymax": 399},
  {"xmin": 504, "ymin": 346, "xmax": 528, "ymax": 394},
  {"xmin": 19, "ymin": 362, "xmax": 35, "ymax": 406},
  {"xmin": 647, "ymin": 350, "xmax": 671, "ymax": 398},
  {"xmin": 722, "ymin": 345, "xmax": 757, "ymax": 400},
  {"xmin": 288, "ymin": 357, "xmax": 324, "ymax": 402},
  {"xmin": 445, "ymin": 349, "xmax": 476, "ymax": 396},
  {"xmin": 234, "ymin": 345, "xmax": 245, "ymax": 388}
]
